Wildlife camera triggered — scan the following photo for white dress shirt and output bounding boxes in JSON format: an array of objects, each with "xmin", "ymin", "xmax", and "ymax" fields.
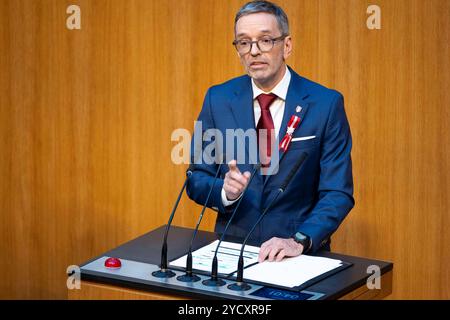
[{"xmin": 221, "ymin": 66, "xmax": 291, "ymax": 206}]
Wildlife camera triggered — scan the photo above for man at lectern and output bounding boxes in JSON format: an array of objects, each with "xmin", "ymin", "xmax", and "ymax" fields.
[{"xmin": 186, "ymin": 0, "xmax": 354, "ymax": 262}]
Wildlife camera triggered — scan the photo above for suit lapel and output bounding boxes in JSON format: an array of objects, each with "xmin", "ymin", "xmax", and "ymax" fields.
[
  {"xmin": 228, "ymin": 76, "xmax": 262, "ymax": 181},
  {"xmin": 265, "ymin": 68, "xmax": 312, "ymax": 182},
  {"xmin": 229, "ymin": 76, "xmax": 254, "ymax": 134}
]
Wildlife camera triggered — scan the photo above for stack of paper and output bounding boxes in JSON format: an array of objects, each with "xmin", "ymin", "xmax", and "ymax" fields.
[
  {"xmin": 170, "ymin": 240, "xmax": 344, "ymax": 288},
  {"xmin": 243, "ymin": 254, "xmax": 343, "ymax": 288}
]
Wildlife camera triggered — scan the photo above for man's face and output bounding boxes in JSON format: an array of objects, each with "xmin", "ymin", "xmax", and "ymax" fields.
[{"xmin": 235, "ymin": 12, "xmax": 292, "ymax": 88}]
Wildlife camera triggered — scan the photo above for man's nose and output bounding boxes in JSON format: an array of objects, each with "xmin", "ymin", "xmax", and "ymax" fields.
[{"xmin": 250, "ymin": 42, "xmax": 261, "ymax": 56}]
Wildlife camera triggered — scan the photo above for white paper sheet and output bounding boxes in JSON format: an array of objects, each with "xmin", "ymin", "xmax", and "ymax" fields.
[
  {"xmin": 169, "ymin": 240, "xmax": 260, "ymax": 275},
  {"xmin": 242, "ymin": 254, "xmax": 343, "ymax": 288}
]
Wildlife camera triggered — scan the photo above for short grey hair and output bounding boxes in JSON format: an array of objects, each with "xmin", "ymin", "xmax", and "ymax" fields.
[{"xmin": 234, "ymin": 0, "xmax": 289, "ymax": 36}]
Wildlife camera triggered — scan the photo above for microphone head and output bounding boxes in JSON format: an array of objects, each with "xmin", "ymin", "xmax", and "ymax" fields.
[
  {"xmin": 186, "ymin": 163, "xmax": 195, "ymax": 177},
  {"xmin": 253, "ymin": 163, "xmax": 262, "ymax": 171}
]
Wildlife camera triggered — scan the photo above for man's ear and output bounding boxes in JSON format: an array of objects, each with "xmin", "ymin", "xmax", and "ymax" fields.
[{"xmin": 283, "ymin": 36, "xmax": 293, "ymax": 60}]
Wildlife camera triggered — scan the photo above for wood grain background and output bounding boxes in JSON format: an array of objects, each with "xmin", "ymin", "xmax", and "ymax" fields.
[{"xmin": 0, "ymin": 0, "xmax": 448, "ymax": 299}]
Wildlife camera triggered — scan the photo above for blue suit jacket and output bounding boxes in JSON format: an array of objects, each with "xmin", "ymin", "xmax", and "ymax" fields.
[{"xmin": 186, "ymin": 66, "xmax": 354, "ymax": 253}]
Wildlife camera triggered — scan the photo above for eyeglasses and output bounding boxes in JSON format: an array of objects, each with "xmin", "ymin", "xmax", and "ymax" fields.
[{"xmin": 232, "ymin": 35, "xmax": 288, "ymax": 55}]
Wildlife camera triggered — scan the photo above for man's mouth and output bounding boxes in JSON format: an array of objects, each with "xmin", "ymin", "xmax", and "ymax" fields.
[{"xmin": 249, "ymin": 61, "xmax": 268, "ymax": 69}]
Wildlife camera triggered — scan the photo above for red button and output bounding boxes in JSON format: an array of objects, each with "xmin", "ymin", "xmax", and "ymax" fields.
[{"xmin": 105, "ymin": 257, "xmax": 122, "ymax": 269}]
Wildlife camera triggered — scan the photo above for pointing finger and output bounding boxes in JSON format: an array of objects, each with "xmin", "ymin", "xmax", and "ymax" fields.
[{"xmin": 228, "ymin": 160, "xmax": 241, "ymax": 174}]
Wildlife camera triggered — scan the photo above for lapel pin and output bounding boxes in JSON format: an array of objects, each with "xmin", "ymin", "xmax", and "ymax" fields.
[{"xmin": 296, "ymin": 105, "xmax": 302, "ymax": 113}]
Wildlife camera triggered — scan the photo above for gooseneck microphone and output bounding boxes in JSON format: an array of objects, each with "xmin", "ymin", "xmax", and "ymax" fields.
[
  {"xmin": 152, "ymin": 164, "xmax": 194, "ymax": 278},
  {"xmin": 177, "ymin": 159, "xmax": 225, "ymax": 283},
  {"xmin": 228, "ymin": 152, "xmax": 309, "ymax": 291},
  {"xmin": 202, "ymin": 163, "xmax": 261, "ymax": 287}
]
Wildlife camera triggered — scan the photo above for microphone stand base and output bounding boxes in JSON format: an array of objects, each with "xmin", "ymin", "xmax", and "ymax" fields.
[
  {"xmin": 152, "ymin": 269, "xmax": 176, "ymax": 278},
  {"xmin": 202, "ymin": 278, "xmax": 226, "ymax": 287},
  {"xmin": 228, "ymin": 282, "xmax": 252, "ymax": 291},
  {"xmin": 177, "ymin": 274, "xmax": 201, "ymax": 282}
]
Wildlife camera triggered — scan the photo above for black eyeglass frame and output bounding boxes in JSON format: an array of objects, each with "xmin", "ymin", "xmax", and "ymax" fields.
[{"xmin": 232, "ymin": 35, "xmax": 289, "ymax": 54}]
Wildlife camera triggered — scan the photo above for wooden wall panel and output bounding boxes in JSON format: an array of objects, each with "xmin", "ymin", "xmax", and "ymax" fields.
[{"xmin": 0, "ymin": 0, "xmax": 448, "ymax": 299}]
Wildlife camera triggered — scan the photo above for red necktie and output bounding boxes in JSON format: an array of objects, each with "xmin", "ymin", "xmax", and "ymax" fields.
[{"xmin": 256, "ymin": 93, "xmax": 277, "ymax": 167}]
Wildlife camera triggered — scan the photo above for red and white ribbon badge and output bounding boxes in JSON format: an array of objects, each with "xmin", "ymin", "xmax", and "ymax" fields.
[{"xmin": 279, "ymin": 115, "xmax": 301, "ymax": 152}]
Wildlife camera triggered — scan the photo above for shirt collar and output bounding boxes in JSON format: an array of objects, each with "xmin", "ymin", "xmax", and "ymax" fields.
[{"xmin": 251, "ymin": 65, "xmax": 291, "ymax": 100}]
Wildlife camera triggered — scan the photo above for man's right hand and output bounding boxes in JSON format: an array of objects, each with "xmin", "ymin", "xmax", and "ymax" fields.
[{"xmin": 223, "ymin": 160, "xmax": 251, "ymax": 201}]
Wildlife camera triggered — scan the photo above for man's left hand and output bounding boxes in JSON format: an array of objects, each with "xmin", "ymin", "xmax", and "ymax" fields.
[{"xmin": 258, "ymin": 237, "xmax": 304, "ymax": 262}]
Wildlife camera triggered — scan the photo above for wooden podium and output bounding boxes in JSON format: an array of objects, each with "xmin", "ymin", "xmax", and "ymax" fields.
[{"xmin": 68, "ymin": 226, "xmax": 393, "ymax": 300}]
